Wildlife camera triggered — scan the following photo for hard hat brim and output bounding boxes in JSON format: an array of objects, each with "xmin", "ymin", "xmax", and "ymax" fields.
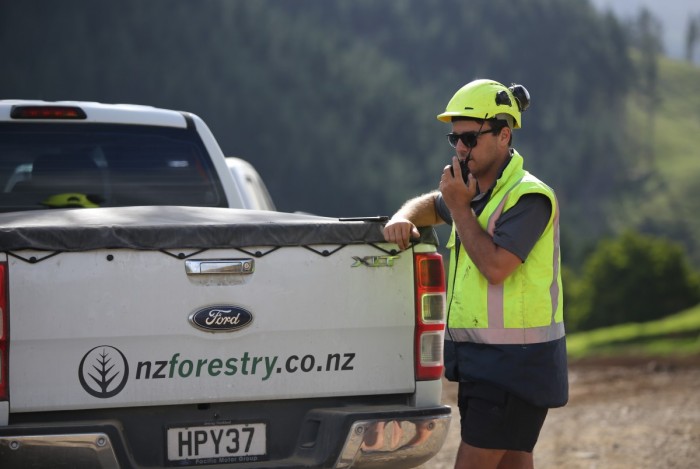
[{"xmin": 436, "ymin": 111, "xmax": 521, "ymax": 128}]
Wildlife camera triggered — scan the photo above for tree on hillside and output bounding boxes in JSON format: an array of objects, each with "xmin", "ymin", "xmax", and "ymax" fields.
[
  {"xmin": 626, "ymin": 8, "xmax": 664, "ymax": 166},
  {"xmin": 571, "ymin": 231, "xmax": 700, "ymax": 332},
  {"xmin": 686, "ymin": 14, "xmax": 700, "ymax": 64}
]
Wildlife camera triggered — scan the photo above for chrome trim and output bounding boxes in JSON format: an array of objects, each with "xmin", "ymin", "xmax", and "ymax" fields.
[
  {"xmin": 185, "ymin": 258, "xmax": 255, "ymax": 275},
  {"xmin": 335, "ymin": 414, "xmax": 451, "ymax": 468},
  {"xmin": 0, "ymin": 433, "xmax": 120, "ymax": 468}
]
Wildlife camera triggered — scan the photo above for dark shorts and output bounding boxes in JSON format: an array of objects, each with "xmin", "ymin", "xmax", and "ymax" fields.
[{"xmin": 458, "ymin": 381, "xmax": 548, "ymax": 452}]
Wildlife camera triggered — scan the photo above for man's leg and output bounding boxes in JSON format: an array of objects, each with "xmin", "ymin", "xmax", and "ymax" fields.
[
  {"xmin": 454, "ymin": 441, "xmax": 505, "ymax": 469},
  {"xmin": 454, "ymin": 442, "xmax": 533, "ymax": 469},
  {"xmin": 497, "ymin": 450, "xmax": 534, "ymax": 469},
  {"xmin": 456, "ymin": 382, "xmax": 546, "ymax": 469}
]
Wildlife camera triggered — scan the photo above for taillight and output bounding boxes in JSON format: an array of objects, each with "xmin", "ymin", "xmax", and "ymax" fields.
[
  {"xmin": 0, "ymin": 263, "xmax": 8, "ymax": 400},
  {"xmin": 10, "ymin": 105, "xmax": 87, "ymax": 120},
  {"xmin": 414, "ymin": 252, "xmax": 446, "ymax": 381}
]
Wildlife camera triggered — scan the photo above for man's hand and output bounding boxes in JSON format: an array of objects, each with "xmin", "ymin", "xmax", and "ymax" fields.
[
  {"xmin": 383, "ymin": 217, "xmax": 420, "ymax": 251},
  {"xmin": 439, "ymin": 156, "xmax": 477, "ymax": 214}
]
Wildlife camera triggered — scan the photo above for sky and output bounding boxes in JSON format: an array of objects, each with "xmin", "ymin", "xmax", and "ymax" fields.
[{"xmin": 589, "ymin": 0, "xmax": 700, "ymax": 61}]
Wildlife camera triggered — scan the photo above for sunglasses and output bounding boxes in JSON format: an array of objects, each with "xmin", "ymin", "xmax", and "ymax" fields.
[{"xmin": 446, "ymin": 128, "xmax": 495, "ymax": 148}]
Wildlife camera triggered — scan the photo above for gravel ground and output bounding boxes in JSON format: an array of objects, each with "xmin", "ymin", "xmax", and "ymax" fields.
[{"xmin": 418, "ymin": 356, "xmax": 700, "ymax": 468}]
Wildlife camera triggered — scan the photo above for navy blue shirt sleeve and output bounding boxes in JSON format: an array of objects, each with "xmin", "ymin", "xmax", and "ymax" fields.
[
  {"xmin": 493, "ymin": 194, "xmax": 551, "ymax": 262},
  {"xmin": 434, "ymin": 193, "xmax": 452, "ymax": 224}
]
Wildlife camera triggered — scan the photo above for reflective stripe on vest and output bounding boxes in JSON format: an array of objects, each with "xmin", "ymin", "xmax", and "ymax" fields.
[
  {"xmin": 446, "ymin": 151, "xmax": 564, "ymax": 345},
  {"xmin": 446, "ymin": 321, "xmax": 565, "ymax": 344}
]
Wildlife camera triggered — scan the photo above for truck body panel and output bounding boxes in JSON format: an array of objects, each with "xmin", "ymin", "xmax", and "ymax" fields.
[{"xmin": 8, "ymin": 243, "xmax": 416, "ymax": 412}]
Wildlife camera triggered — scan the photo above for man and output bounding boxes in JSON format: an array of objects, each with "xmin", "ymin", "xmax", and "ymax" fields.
[{"xmin": 383, "ymin": 79, "xmax": 568, "ymax": 469}]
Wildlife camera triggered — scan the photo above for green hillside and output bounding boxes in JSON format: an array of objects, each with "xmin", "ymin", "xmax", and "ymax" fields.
[
  {"xmin": 567, "ymin": 303, "xmax": 700, "ymax": 359},
  {"xmin": 615, "ymin": 55, "xmax": 700, "ymax": 265}
]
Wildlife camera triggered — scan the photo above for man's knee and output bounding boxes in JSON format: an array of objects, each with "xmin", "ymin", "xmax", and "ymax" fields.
[
  {"xmin": 454, "ymin": 441, "xmax": 505, "ymax": 469},
  {"xmin": 497, "ymin": 450, "xmax": 534, "ymax": 469}
]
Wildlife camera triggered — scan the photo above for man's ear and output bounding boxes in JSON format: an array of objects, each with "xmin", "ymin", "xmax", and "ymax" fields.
[{"xmin": 499, "ymin": 127, "xmax": 512, "ymax": 146}]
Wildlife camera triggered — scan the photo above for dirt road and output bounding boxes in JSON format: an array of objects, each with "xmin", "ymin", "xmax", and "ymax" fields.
[{"xmin": 419, "ymin": 357, "xmax": 700, "ymax": 468}]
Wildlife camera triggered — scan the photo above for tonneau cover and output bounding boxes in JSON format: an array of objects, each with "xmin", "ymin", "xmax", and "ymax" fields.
[{"xmin": 0, "ymin": 206, "xmax": 410, "ymax": 252}]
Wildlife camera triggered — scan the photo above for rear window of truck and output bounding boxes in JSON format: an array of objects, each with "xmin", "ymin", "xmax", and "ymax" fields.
[{"xmin": 0, "ymin": 123, "xmax": 227, "ymax": 212}]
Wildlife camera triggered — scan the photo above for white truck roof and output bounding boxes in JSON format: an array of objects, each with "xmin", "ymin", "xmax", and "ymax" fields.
[{"xmin": 0, "ymin": 100, "xmax": 188, "ymax": 128}]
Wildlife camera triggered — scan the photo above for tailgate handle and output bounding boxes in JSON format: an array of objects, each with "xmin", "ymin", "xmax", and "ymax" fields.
[{"xmin": 185, "ymin": 259, "xmax": 255, "ymax": 275}]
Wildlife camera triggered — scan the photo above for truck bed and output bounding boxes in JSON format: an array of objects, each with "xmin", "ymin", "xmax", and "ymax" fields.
[{"xmin": 0, "ymin": 207, "xmax": 449, "ymax": 468}]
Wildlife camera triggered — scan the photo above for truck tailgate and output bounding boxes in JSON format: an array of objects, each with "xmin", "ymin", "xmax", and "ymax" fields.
[{"xmin": 8, "ymin": 244, "xmax": 416, "ymax": 412}]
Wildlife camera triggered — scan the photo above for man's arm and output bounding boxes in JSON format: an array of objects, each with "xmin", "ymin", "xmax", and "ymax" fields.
[
  {"xmin": 450, "ymin": 194, "xmax": 551, "ymax": 285},
  {"xmin": 451, "ymin": 206, "xmax": 522, "ymax": 285},
  {"xmin": 439, "ymin": 160, "xmax": 522, "ymax": 284},
  {"xmin": 383, "ymin": 190, "xmax": 445, "ymax": 250}
]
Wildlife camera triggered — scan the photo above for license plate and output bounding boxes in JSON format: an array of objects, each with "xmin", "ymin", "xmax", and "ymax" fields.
[{"xmin": 166, "ymin": 422, "xmax": 267, "ymax": 465}]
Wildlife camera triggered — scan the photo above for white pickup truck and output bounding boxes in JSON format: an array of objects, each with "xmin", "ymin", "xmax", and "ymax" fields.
[{"xmin": 0, "ymin": 101, "xmax": 450, "ymax": 468}]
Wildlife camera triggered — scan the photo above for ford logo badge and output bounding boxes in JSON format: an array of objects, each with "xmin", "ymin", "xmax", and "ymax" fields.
[{"xmin": 189, "ymin": 306, "xmax": 253, "ymax": 333}]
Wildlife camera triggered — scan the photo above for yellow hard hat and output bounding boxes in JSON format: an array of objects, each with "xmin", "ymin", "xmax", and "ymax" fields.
[
  {"xmin": 42, "ymin": 193, "xmax": 100, "ymax": 208},
  {"xmin": 436, "ymin": 79, "xmax": 530, "ymax": 128}
]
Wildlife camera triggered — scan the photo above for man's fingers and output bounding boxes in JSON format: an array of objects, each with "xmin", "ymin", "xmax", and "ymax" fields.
[
  {"xmin": 452, "ymin": 156, "xmax": 461, "ymax": 176},
  {"xmin": 382, "ymin": 224, "xmax": 402, "ymax": 248},
  {"xmin": 394, "ymin": 225, "xmax": 410, "ymax": 250},
  {"xmin": 411, "ymin": 226, "xmax": 420, "ymax": 240},
  {"xmin": 382, "ymin": 220, "xmax": 417, "ymax": 251}
]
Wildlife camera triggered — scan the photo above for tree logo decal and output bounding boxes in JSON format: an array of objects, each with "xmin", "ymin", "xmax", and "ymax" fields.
[{"xmin": 78, "ymin": 345, "xmax": 129, "ymax": 398}]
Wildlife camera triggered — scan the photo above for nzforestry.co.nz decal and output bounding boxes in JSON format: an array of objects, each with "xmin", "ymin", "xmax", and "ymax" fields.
[
  {"xmin": 79, "ymin": 345, "xmax": 130, "ymax": 398},
  {"xmin": 78, "ymin": 345, "xmax": 357, "ymax": 399}
]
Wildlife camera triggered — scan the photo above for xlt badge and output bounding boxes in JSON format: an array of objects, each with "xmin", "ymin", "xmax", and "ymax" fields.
[{"xmin": 351, "ymin": 255, "xmax": 400, "ymax": 267}]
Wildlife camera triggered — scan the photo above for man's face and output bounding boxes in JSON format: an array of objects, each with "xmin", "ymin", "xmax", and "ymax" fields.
[{"xmin": 450, "ymin": 120, "xmax": 507, "ymax": 178}]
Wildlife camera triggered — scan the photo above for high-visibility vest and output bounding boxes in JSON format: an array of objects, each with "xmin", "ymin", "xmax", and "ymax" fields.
[{"xmin": 445, "ymin": 152, "xmax": 564, "ymax": 345}]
